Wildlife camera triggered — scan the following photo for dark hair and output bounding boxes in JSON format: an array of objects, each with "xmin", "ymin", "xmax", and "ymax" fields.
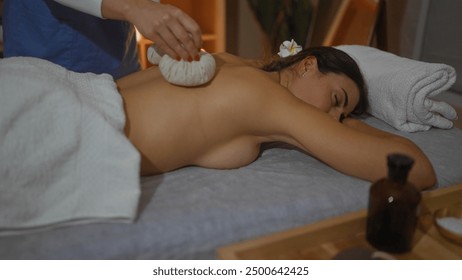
[{"xmin": 262, "ymin": 46, "xmax": 368, "ymax": 116}]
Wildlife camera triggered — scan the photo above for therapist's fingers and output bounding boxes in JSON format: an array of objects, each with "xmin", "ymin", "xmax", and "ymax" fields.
[
  {"xmin": 156, "ymin": 19, "xmax": 201, "ymax": 61},
  {"xmin": 151, "ymin": 25, "xmax": 190, "ymax": 60},
  {"xmin": 168, "ymin": 24, "xmax": 202, "ymax": 60},
  {"xmin": 175, "ymin": 13, "xmax": 203, "ymax": 54},
  {"xmin": 131, "ymin": 2, "xmax": 202, "ymax": 61},
  {"xmin": 157, "ymin": 11, "xmax": 202, "ymax": 60}
]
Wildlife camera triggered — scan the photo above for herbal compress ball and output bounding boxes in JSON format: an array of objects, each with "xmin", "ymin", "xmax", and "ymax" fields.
[{"xmin": 147, "ymin": 45, "xmax": 216, "ymax": 87}]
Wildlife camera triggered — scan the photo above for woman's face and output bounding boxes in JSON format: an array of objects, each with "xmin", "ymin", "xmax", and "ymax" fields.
[{"xmin": 289, "ymin": 57, "xmax": 360, "ymax": 122}]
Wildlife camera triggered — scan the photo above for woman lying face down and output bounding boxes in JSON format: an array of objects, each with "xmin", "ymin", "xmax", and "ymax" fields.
[{"xmin": 117, "ymin": 46, "xmax": 436, "ymax": 190}]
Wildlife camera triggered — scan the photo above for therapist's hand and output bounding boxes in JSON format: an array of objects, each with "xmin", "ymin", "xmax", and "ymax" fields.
[{"xmin": 102, "ymin": 0, "xmax": 202, "ymax": 61}]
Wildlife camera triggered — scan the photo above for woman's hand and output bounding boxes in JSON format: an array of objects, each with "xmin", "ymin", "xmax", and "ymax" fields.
[{"xmin": 102, "ymin": 0, "xmax": 202, "ymax": 61}]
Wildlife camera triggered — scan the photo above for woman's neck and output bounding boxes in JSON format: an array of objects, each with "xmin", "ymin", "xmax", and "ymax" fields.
[{"xmin": 278, "ymin": 69, "xmax": 293, "ymax": 89}]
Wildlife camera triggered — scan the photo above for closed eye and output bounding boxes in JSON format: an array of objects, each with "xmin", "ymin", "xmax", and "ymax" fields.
[
  {"xmin": 334, "ymin": 95, "xmax": 340, "ymax": 106},
  {"xmin": 342, "ymin": 88, "xmax": 349, "ymax": 108}
]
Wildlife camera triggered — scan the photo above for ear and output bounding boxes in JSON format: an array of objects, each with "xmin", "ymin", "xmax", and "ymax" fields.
[
  {"xmin": 301, "ymin": 56, "xmax": 317, "ymax": 72},
  {"xmin": 297, "ymin": 56, "xmax": 318, "ymax": 77}
]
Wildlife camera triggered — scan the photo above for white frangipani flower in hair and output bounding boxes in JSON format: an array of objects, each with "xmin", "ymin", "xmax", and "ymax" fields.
[{"xmin": 278, "ymin": 39, "xmax": 302, "ymax": 58}]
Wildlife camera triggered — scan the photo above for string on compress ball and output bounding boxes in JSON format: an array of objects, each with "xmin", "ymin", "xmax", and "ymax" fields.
[{"xmin": 147, "ymin": 45, "xmax": 216, "ymax": 87}]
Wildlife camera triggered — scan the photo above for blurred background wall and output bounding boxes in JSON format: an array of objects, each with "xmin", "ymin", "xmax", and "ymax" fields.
[{"xmin": 226, "ymin": 0, "xmax": 462, "ymax": 93}]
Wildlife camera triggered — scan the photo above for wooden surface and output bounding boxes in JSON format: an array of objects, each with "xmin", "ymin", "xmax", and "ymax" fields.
[
  {"xmin": 323, "ymin": 0, "xmax": 381, "ymax": 46},
  {"xmin": 218, "ymin": 184, "xmax": 462, "ymax": 260}
]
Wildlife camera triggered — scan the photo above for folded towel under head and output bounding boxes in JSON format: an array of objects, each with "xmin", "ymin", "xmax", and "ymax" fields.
[
  {"xmin": 336, "ymin": 45, "xmax": 457, "ymax": 132},
  {"xmin": 0, "ymin": 57, "xmax": 141, "ymax": 236}
]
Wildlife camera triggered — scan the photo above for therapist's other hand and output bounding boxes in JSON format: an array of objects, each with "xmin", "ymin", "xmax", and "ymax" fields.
[{"xmin": 102, "ymin": 0, "xmax": 202, "ymax": 61}]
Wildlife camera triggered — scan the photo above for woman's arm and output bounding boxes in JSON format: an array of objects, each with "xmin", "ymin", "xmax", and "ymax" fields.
[
  {"xmin": 268, "ymin": 97, "xmax": 436, "ymax": 190},
  {"xmin": 342, "ymin": 117, "xmax": 436, "ymax": 189}
]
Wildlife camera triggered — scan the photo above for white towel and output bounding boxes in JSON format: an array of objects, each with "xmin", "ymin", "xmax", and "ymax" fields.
[
  {"xmin": 336, "ymin": 45, "xmax": 457, "ymax": 132},
  {"xmin": 0, "ymin": 57, "xmax": 141, "ymax": 236}
]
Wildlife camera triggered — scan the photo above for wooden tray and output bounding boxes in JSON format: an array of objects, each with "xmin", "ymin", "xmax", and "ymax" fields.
[{"xmin": 218, "ymin": 184, "xmax": 462, "ymax": 260}]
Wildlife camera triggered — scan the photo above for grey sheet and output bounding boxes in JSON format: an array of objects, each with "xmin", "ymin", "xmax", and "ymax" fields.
[{"xmin": 1, "ymin": 117, "xmax": 461, "ymax": 259}]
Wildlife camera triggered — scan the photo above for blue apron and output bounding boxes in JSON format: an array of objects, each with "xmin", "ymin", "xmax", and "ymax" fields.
[{"xmin": 3, "ymin": 0, "xmax": 140, "ymax": 78}]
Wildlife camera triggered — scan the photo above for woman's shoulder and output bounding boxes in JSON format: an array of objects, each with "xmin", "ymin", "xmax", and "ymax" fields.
[
  {"xmin": 210, "ymin": 53, "xmax": 293, "ymax": 105},
  {"xmin": 213, "ymin": 55, "xmax": 275, "ymax": 84},
  {"xmin": 215, "ymin": 66, "xmax": 286, "ymax": 104},
  {"xmin": 214, "ymin": 52, "xmax": 248, "ymax": 64},
  {"xmin": 213, "ymin": 52, "xmax": 266, "ymax": 68}
]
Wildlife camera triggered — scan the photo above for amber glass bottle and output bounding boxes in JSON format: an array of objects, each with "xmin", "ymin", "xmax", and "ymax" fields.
[{"xmin": 366, "ymin": 153, "xmax": 422, "ymax": 253}]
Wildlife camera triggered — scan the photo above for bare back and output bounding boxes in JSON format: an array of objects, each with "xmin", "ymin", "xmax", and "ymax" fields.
[{"xmin": 118, "ymin": 53, "xmax": 290, "ymax": 175}]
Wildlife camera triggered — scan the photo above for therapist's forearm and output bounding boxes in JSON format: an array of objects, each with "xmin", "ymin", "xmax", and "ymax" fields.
[
  {"xmin": 53, "ymin": 0, "xmax": 161, "ymax": 19},
  {"xmin": 101, "ymin": 0, "xmax": 160, "ymax": 21},
  {"xmin": 101, "ymin": 0, "xmax": 133, "ymax": 20}
]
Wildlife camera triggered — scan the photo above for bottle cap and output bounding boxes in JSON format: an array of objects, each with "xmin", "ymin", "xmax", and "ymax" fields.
[{"xmin": 387, "ymin": 153, "xmax": 414, "ymax": 183}]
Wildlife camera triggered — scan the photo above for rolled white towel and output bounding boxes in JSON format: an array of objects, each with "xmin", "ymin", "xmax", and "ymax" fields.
[{"xmin": 336, "ymin": 45, "xmax": 457, "ymax": 132}]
